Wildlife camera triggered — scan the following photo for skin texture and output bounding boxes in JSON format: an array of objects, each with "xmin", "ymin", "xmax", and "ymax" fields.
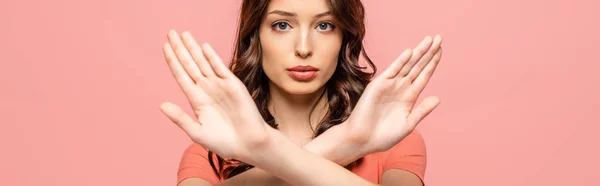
[
  {"xmin": 259, "ymin": 0, "xmax": 342, "ymax": 96},
  {"xmin": 162, "ymin": 0, "xmax": 444, "ymax": 185},
  {"xmin": 258, "ymin": 0, "xmax": 344, "ymax": 145}
]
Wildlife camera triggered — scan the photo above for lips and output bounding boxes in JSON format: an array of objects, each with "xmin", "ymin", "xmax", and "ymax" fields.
[{"xmin": 286, "ymin": 65, "xmax": 319, "ymax": 81}]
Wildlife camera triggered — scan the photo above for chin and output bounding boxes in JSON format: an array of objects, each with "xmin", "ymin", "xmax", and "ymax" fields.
[{"xmin": 279, "ymin": 81, "xmax": 325, "ymax": 95}]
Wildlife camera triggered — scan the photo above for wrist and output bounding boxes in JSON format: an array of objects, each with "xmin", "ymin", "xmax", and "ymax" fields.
[
  {"xmin": 244, "ymin": 126, "xmax": 285, "ymax": 166},
  {"xmin": 304, "ymin": 124, "xmax": 369, "ymax": 166},
  {"xmin": 250, "ymin": 126, "xmax": 376, "ymax": 186},
  {"xmin": 246, "ymin": 128, "xmax": 313, "ymax": 185}
]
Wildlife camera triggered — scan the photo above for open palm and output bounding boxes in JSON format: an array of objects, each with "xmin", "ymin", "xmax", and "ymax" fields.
[
  {"xmin": 345, "ymin": 35, "xmax": 443, "ymax": 153},
  {"xmin": 159, "ymin": 30, "xmax": 270, "ymax": 160}
]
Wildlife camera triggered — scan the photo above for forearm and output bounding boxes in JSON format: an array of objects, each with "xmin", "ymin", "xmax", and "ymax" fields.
[
  {"xmin": 303, "ymin": 125, "xmax": 369, "ymax": 166},
  {"xmin": 216, "ymin": 125, "xmax": 366, "ymax": 186},
  {"xmin": 247, "ymin": 128, "xmax": 377, "ymax": 186}
]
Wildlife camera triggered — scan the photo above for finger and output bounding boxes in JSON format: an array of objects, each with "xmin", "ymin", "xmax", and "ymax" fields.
[
  {"xmin": 406, "ymin": 96, "xmax": 440, "ymax": 128},
  {"xmin": 181, "ymin": 31, "xmax": 216, "ymax": 77},
  {"xmin": 167, "ymin": 30, "xmax": 204, "ymax": 82},
  {"xmin": 380, "ymin": 48, "xmax": 412, "ymax": 79},
  {"xmin": 163, "ymin": 42, "xmax": 197, "ymax": 96},
  {"xmin": 405, "ymin": 35, "xmax": 443, "ymax": 81},
  {"xmin": 160, "ymin": 102, "xmax": 205, "ymax": 141},
  {"xmin": 201, "ymin": 43, "xmax": 234, "ymax": 79},
  {"xmin": 408, "ymin": 46, "xmax": 442, "ymax": 97},
  {"xmin": 396, "ymin": 36, "xmax": 433, "ymax": 78}
]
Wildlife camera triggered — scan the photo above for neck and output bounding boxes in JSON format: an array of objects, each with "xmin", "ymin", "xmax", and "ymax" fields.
[{"xmin": 267, "ymin": 82, "xmax": 328, "ymax": 139}]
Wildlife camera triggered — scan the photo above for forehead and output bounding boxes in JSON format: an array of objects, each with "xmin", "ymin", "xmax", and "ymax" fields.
[{"xmin": 266, "ymin": 0, "xmax": 330, "ymax": 14}]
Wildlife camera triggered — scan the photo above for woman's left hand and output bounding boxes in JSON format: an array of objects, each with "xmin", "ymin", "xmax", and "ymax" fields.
[{"xmin": 342, "ymin": 35, "xmax": 443, "ymax": 154}]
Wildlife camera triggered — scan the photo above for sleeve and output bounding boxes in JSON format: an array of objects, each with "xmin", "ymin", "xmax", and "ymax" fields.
[
  {"xmin": 382, "ymin": 129, "xmax": 427, "ymax": 182},
  {"xmin": 177, "ymin": 143, "xmax": 221, "ymax": 185}
]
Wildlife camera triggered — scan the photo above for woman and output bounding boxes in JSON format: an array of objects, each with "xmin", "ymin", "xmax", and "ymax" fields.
[{"xmin": 161, "ymin": 0, "xmax": 443, "ymax": 185}]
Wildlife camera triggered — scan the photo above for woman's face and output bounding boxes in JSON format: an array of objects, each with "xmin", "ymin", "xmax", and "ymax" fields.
[{"xmin": 259, "ymin": 0, "xmax": 343, "ymax": 95}]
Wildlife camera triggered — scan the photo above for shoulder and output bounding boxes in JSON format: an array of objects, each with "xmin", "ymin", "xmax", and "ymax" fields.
[
  {"xmin": 380, "ymin": 129, "xmax": 427, "ymax": 180},
  {"xmin": 388, "ymin": 129, "xmax": 426, "ymax": 155},
  {"xmin": 182, "ymin": 143, "xmax": 210, "ymax": 159},
  {"xmin": 177, "ymin": 143, "xmax": 220, "ymax": 185}
]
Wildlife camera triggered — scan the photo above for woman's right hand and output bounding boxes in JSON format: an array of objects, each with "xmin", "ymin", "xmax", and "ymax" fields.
[{"xmin": 159, "ymin": 30, "xmax": 273, "ymax": 162}]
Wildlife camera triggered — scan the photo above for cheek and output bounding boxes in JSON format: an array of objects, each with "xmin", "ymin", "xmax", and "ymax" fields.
[
  {"xmin": 259, "ymin": 29, "xmax": 298, "ymax": 79},
  {"xmin": 259, "ymin": 28, "xmax": 288, "ymax": 63},
  {"xmin": 316, "ymin": 37, "xmax": 343, "ymax": 76},
  {"xmin": 261, "ymin": 52, "xmax": 278, "ymax": 82},
  {"xmin": 259, "ymin": 37, "xmax": 287, "ymax": 82}
]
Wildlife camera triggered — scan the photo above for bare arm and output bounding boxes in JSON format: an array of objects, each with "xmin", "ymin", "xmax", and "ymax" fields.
[
  {"xmin": 380, "ymin": 170, "xmax": 423, "ymax": 186},
  {"xmin": 245, "ymin": 129, "xmax": 424, "ymax": 186},
  {"xmin": 178, "ymin": 125, "xmax": 366, "ymax": 186},
  {"xmin": 240, "ymin": 127, "xmax": 378, "ymax": 186},
  {"xmin": 178, "ymin": 129, "xmax": 425, "ymax": 186}
]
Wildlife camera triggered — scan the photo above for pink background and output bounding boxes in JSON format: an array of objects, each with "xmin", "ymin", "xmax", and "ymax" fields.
[{"xmin": 1, "ymin": 0, "xmax": 599, "ymax": 185}]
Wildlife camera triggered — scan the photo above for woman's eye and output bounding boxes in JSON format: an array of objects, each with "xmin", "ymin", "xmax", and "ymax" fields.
[
  {"xmin": 272, "ymin": 22, "xmax": 291, "ymax": 31},
  {"xmin": 317, "ymin": 22, "xmax": 335, "ymax": 31}
]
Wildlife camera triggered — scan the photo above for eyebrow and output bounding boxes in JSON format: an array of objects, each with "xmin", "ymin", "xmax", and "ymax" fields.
[{"xmin": 267, "ymin": 10, "xmax": 331, "ymax": 18}]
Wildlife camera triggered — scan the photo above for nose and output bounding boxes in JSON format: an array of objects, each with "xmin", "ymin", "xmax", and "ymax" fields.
[{"xmin": 295, "ymin": 32, "xmax": 313, "ymax": 59}]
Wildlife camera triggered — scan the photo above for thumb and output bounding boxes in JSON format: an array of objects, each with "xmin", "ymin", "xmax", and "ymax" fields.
[
  {"xmin": 160, "ymin": 102, "xmax": 205, "ymax": 142},
  {"xmin": 406, "ymin": 96, "xmax": 440, "ymax": 128}
]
